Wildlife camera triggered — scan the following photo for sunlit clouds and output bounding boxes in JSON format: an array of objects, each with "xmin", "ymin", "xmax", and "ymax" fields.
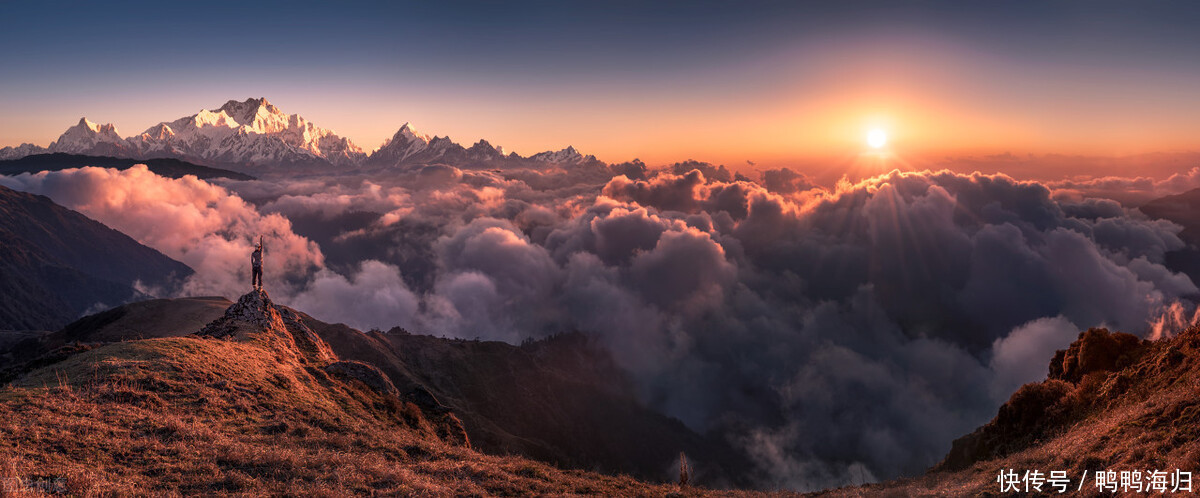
[{"xmin": 5, "ymin": 159, "xmax": 1200, "ymax": 489}]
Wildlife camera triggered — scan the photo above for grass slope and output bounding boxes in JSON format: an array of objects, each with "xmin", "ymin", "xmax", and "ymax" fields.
[{"xmin": 0, "ymin": 292, "xmax": 767, "ymax": 496}]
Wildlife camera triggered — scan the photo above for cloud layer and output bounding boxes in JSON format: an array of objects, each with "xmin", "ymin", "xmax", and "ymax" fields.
[{"xmin": 4, "ymin": 161, "xmax": 1197, "ymax": 491}]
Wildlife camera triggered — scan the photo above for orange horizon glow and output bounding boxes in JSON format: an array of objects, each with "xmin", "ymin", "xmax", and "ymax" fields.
[{"xmin": 3, "ymin": 35, "xmax": 1199, "ymax": 181}]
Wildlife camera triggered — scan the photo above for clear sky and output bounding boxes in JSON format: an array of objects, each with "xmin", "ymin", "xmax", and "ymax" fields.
[{"xmin": 3, "ymin": 0, "xmax": 1200, "ymax": 171}]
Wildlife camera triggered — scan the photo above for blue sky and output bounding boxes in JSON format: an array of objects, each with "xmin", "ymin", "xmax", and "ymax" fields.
[{"xmin": 4, "ymin": 1, "xmax": 1200, "ymax": 166}]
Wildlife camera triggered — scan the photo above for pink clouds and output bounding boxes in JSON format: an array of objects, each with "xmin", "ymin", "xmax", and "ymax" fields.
[
  {"xmin": 6, "ymin": 158, "xmax": 1200, "ymax": 490},
  {"xmin": 0, "ymin": 165, "xmax": 322, "ymax": 297}
]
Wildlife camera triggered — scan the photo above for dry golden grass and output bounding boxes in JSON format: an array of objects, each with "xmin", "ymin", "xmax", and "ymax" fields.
[{"xmin": 0, "ymin": 336, "xmax": 766, "ymax": 496}]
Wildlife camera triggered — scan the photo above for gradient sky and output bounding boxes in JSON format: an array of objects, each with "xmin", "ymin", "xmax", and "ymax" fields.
[{"xmin": 3, "ymin": 1, "xmax": 1200, "ymax": 172}]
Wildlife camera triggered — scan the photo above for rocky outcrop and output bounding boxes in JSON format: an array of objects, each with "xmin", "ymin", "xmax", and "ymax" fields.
[
  {"xmin": 195, "ymin": 289, "xmax": 468, "ymax": 448},
  {"xmin": 277, "ymin": 306, "xmax": 337, "ymax": 365},
  {"xmin": 406, "ymin": 385, "xmax": 452, "ymax": 414},
  {"xmin": 1048, "ymin": 327, "xmax": 1145, "ymax": 382},
  {"xmin": 324, "ymin": 360, "xmax": 399, "ymax": 397},
  {"xmin": 195, "ymin": 289, "xmax": 334, "ymax": 365},
  {"xmin": 196, "ymin": 289, "xmax": 283, "ymax": 338}
]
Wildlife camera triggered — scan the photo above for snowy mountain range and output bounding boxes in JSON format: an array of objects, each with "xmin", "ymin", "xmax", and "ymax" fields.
[{"xmin": 0, "ymin": 98, "xmax": 596, "ymax": 171}]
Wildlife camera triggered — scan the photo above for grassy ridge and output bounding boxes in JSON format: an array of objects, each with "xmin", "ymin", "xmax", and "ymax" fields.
[{"xmin": 0, "ymin": 336, "xmax": 719, "ymax": 495}]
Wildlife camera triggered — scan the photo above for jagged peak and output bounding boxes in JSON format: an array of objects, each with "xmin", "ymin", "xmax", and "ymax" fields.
[
  {"xmin": 394, "ymin": 122, "xmax": 430, "ymax": 143},
  {"xmin": 531, "ymin": 145, "xmax": 584, "ymax": 163},
  {"xmin": 198, "ymin": 288, "xmax": 281, "ymax": 333},
  {"xmin": 141, "ymin": 122, "xmax": 175, "ymax": 139},
  {"xmin": 67, "ymin": 117, "xmax": 119, "ymax": 136},
  {"xmin": 375, "ymin": 123, "xmax": 432, "ymax": 153},
  {"xmin": 216, "ymin": 97, "xmax": 286, "ymax": 126},
  {"xmin": 49, "ymin": 117, "xmax": 124, "ymax": 153},
  {"xmin": 468, "ymin": 139, "xmax": 505, "ymax": 156},
  {"xmin": 192, "ymin": 108, "xmax": 238, "ymax": 128},
  {"xmin": 219, "ymin": 96, "xmax": 274, "ymax": 112}
]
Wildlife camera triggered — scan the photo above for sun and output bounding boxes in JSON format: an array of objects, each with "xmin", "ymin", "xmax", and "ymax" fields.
[{"xmin": 867, "ymin": 128, "xmax": 888, "ymax": 149}]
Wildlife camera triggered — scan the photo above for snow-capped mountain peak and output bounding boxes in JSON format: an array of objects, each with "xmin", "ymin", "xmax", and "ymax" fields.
[
  {"xmin": 366, "ymin": 123, "xmax": 439, "ymax": 165},
  {"xmin": 531, "ymin": 145, "xmax": 584, "ymax": 164},
  {"xmin": 216, "ymin": 97, "xmax": 292, "ymax": 135},
  {"xmin": 218, "ymin": 97, "xmax": 277, "ymax": 120},
  {"xmin": 190, "ymin": 109, "xmax": 239, "ymax": 129},
  {"xmin": 125, "ymin": 97, "xmax": 365, "ymax": 169},
  {"xmin": 48, "ymin": 117, "xmax": 127, "ymax": 154},
  {"xmin": 469, "ymin": 139, "xmax": 504, "ymax": 157},
  {"xmin": 139, "ymin": 123, "xmax": 175, "ymax": 141},
  {"xmin": 64, "ymin": 117, "xmax": 121, "ymax": 141},
  {"xmin": 8, "ymin": 98, "xmax": 598, "ymax": 171},
  {"xmin": 394, "ymin": 123, "xmax": 431, "ymax": 145},
  {"xmin": 0, "ymin": 143, "xmax": 49, "ymax": 160}
]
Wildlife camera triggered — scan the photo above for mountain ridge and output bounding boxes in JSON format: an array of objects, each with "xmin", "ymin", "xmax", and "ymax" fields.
[
  {"xmin": 0, "ymin": 184, "xmax": 193, "ymax": 331},
  {"xmin": 0, "ymin": 288, "xmax": 688, "ymax": 495},
  {"xmin": 0, "ymin": 292, "xmax": 749, "ymax": 488},
  {"xmin": 0, "ymin": 153, "xmax": 253, "ymax": 180},
  {"xmin": 0, "ymin": 98, "xmax": 600, "ymax": 172}
]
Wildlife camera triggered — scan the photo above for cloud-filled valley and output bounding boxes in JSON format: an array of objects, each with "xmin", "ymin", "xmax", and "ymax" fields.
[{"xmin": 3, "ymin": 157, "xmax": 1199, "ymax": 491}]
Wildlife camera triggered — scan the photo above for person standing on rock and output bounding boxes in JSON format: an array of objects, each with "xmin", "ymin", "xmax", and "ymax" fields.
[{"xmin": 251, "ymin": 238, "xmax": 264, "ymax": 290}]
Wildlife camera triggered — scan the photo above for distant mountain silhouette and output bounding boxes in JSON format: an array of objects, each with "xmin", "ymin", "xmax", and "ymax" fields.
[
  {"xmin": 310, "ymin": 323, "xmax": 752, "ymax": 485},
  {"xmin": 0, "ymin": 153, "xmax": 253, "ymax": 180},
  {"xmin": 1141, "ymin": 187, "xmax": 1200, "ymax": 246},
  {"xmin": 1139, "ymin": 187, "xmax": 1200, "ymax": 293},
  {"xmin": 0, "ymin": 185, "xmax": 193, "ymax": 330}
]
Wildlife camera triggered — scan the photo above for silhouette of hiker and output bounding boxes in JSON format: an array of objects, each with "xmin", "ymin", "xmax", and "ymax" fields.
[{"xmin": 251, "ymin": 242, "xmax": 263, "ymax": 290}]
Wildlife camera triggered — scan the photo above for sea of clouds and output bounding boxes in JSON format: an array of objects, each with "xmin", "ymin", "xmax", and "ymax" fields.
[{"xmin": 4, "ymin": 158, "xmax": 1200, "ymax": 490}]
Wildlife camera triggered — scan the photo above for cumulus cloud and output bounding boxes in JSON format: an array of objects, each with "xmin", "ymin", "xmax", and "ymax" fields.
[
  {"xmin": 0, "ymin": 165, "xmax": 322, "ymax": 297},
  {"xmin": 0, "ymin": 166, "xmax": 421, "ymax": 331},
  {"xmin": 5, "ymin": 160, "xmax": 1198, "ymax": 491},
  {"xmin": 289, "ymin": 260, "xmax": 421, "ymax": 331},
  {"xmin": 760, "ymin": 167, "xmax": 817, "ymax": 195},
  {"xmin": 988, "ymin": 315, "xmax": 1080, "ymax": 400}
]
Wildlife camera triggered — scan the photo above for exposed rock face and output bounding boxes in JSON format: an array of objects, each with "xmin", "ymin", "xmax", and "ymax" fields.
[
  {"xmin": 277, "ymin": 306, "xmax": 337, "ymax": 365},
  {"xmin": 324, "ymin": 360, "xmax": 399, "ymax": 397},
  {"xmin": 1048, "ymin": 327, "xmax": 1145, "ymax": 382},
  {"xmin": 195, "ymin": 289, "xmax": 335, "ymax": 365},
  {"xmin": 196, "ymin": 289, "xmax": 282, "ymax": 338},
  {"xmin": 406, "ymin": 385, "xmax": 452, "ymax": 414}
]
